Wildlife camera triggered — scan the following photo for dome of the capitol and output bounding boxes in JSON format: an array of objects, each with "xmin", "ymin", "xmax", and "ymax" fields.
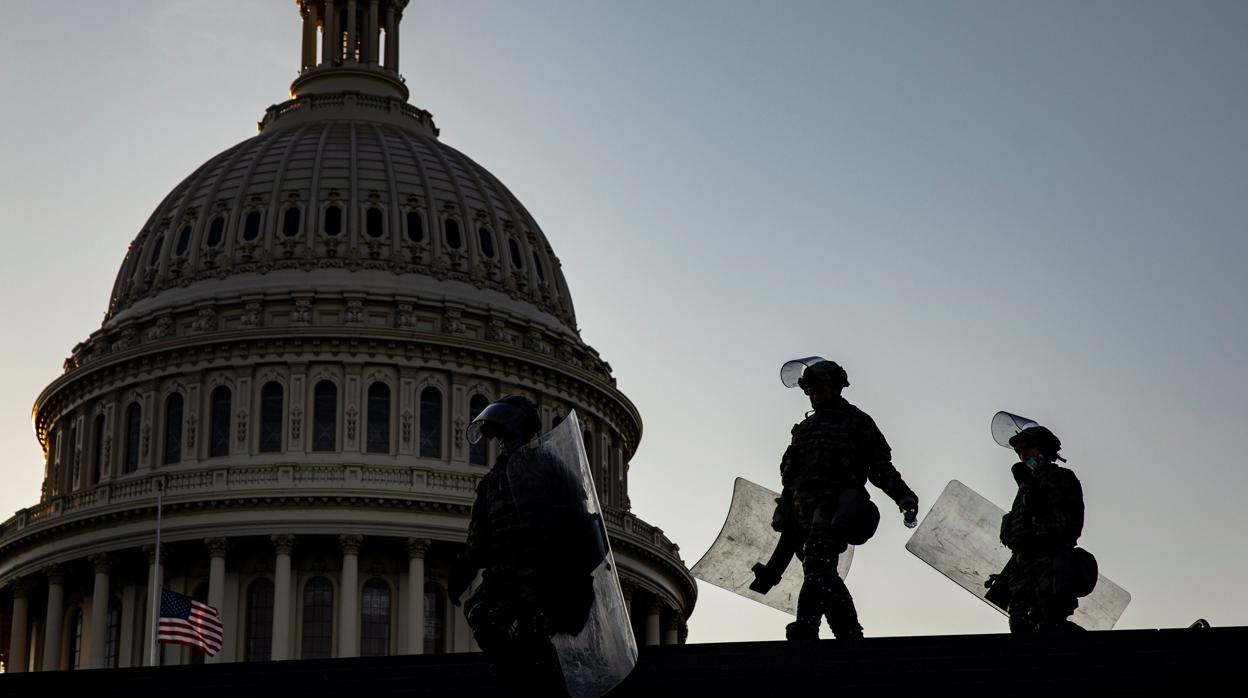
[
  {"xmin": 1, "ymin": 0, "xmax": 692, "ymax": 673},
  {"xmin": 107, "ymin": 115, "xmax": 578, "ymax": 336}
]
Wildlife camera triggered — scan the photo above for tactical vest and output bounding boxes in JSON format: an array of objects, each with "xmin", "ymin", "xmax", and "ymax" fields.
[{"xmin": 782, "ymin": 409, "xmax": 866, "ymax": 495}]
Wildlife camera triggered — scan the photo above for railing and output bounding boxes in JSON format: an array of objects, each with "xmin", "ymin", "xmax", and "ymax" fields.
[
  {"xmin": 0, "ymin": 462, "xmax": 480, "ymax": 548},
  {"xmin": 1, "ymin": 463, "xmax": 686, "ymax": 569},
  {"xmin": 259, "ymin": 93, "xmax": 439, "ymax": 134}
]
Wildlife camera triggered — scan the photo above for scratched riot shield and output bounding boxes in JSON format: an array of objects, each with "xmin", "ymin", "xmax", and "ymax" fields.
[
  {"xmin": 506, "ymin": 411, "xmax": 636, "ymax": 698},
  {"xmin": 691, "ymin": 477, "xmax": 853, "ymax": 615},
  {"xmin": 906, "ymin": 480, "xmax": 1131, "ymax": 630}
]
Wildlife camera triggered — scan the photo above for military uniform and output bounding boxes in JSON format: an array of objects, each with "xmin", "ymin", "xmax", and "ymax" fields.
[
  {"xmin": 998, "ymin": 460, "xmax": 1094, "ymax": 632},
  {"xmin": 456, "ymin": 445, "xmax": 596, "ymax": 694},
  {"xmin": 778, "ymin": 396, "xmax": 916, "ymax": 638}
]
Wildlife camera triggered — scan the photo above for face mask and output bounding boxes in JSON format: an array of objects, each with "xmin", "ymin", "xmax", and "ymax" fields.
[{"xmin": 1024, "ymin": 456, "xmax": 1045, "ymax": 471}]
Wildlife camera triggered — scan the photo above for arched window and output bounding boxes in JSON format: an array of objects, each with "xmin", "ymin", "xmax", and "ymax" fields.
[
  {"xmin": 205, "ymin": 216, "xmax": 225, "ymax": 248},
  {"xmin": 175, "ymin": 225, "xmax": 192, "ymax": 256},
  {"xmin": 282, "ymin": 206, "xmax": 302, "ymax": 237},
  {"xmin": 423, "ymin": 582, "xmax": 446, "ymax": 654},
  {"xmin": 468, "ymin": 394, "xmax": 489, "ymax": 466},
  {"xmin": 444, "ymin": 219, "xmax": 462, "ymax": 249},
  {"xmin": 124, "ymin": 403, "xmax": 141, "ymax": 474},
  {"xmin": 301, "ymin": 576, "xmax": 334, "ymax": 659},
  {"xmin": 244, "ymin": 578, "xmax": 274, "ymax": 662},
  {"xmin": 324, "ymin": 205, "xmax": 343, "ymax": 236},
  {"xmin": 405, "ymin": 210, "xmax": 423, "ymax": 243},
  {"xmin": 148, "ymin": 234, "xmax": 164, "ymax": 266},
  {"xmin": 242, "ymin": 210, "xmax": 262, "ymax": 241},
  {"xmin": 552, "ymin": 414, "xmax": 564, "ymax": 428},
  {"xmin": 69, "ymin": 608, "xmax": 84, "ymax": 669},
  {"xmin": 366, "ymin": 208, "xmax": 384, "ymax": 238},
  {"xmin": 69, "ymin": 423, "xmax": 79, "ymax": 490},
  {"xmin": 312, "ymin": 380, "xmax": 337, "ymax": 452},
  {"xmin": 259, "ymin": 382, "xmax": 284, "ymax": 453},
  {"xmin": 419, "ymin": 387, "xmax": 442, "ymax": 458},
  {"xmin": 209, "ymin": 386, "xmax": 231, "ymax": 458},
  {"xmin": 508, "ymin": 238, "xmax": 524, "ymax": 269},
  {"xmin": 360, "ymin": 579, "xmax": 391, "ymax": 657},
  {"xmin": 534, "ymin": 252, "xmax": 545, "ymax": 281},
  {"xmin": 104, "ymin": 596, "xmax": 122, "ymax": 668},
  {"xmin": 478, "ymin": 227, "xmax": 495, "ymax": 258},
  {"xmin": 366, "ymin": 382, "xmax": 391, "ymax": 454},
  {"xmin": 92, "ymin": 413, "xmax": 106, "ymax": 484},
  {"xmin": 163, "ymin": 393, "xmax": 183, "ymax": 464},
  {"xmin": 584, "ymin": 429, "xmax": 595, "ymax": 471}
]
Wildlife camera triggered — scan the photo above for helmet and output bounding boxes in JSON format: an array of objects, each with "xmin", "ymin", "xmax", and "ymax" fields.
[
  {"xmin": 466, "ymin": 395, "xmax": 542, "ymax": 451},
  {"xmin": 780, "ymin": 356, "xmax": 849, "ymax": 391},
  {"xmin": 1008, "ymin": 425, "xmax": 1062, "ymax": 460}
]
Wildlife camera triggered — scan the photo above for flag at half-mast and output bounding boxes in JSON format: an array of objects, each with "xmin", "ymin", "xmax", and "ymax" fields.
[{"xmin": 157, "ymin": 588, "xmax": 224, "ymax": 656}]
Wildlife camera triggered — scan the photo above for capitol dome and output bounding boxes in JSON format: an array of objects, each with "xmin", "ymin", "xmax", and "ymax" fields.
[{"xmin": 1, "ymin": 0, "xmax": 692, "ymax": 673}]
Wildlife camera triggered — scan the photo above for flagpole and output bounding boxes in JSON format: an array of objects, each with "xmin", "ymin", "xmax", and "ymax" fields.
[{"xmin": 149, "ymin": 480, "xmax": 164, "ymax": 667}]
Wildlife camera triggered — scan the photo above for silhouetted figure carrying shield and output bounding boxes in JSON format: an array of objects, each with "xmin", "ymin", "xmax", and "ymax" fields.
[
  {"xmin": 986, "ymin": 412, "xmax": 1099, "ymax": 633},
  {"xmin": 774, "ymin": 357, "xmax": 919, "ymax": 640},
  {"xmin": 450, "ymin": 396, "xmax": 635, "ymax": 697}
]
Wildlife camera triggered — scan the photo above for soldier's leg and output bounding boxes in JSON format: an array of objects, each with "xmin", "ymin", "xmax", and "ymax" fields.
[
  {"xmin": 467, "ymin": 595, "xmax": 568, "ymax": 695},
  {"xmin": 805, "ymin": 534, "xmax": 863, "ymax": 639}
]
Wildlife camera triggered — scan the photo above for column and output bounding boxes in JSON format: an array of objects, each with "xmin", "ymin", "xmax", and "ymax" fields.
[
  {"xmin": 300, "ymin": 1, "xmax": 315, "ymax": 70},
  {"xmin": 42, "ymin": 565, "xmax": 66, "ymax": 671},
  {"xmin": 644, "ymin": 599, "xmax": 661, "ymax": 647},
  {"xmin": 143, "ymin": 544, "xmax": 164, "ymax": 666},
  {"xmin": 406, "ymin": 538, "xmax": 429, "ymax": 654},
  {"xmin": 205, "ymin": 538, "xmax": 229, "ymax": 664},
  {"xmin": 338, "ymin": 534, "xmax": 362, "ymax": 658},
  {"xmin": 383, "ymin": 3, "xmax": 398, "ymax": 70},
  {"xmin": 8, "ymin": 578, "xmax": 29, "ymax": 673},
  {"xmin": 365, "ymin": 0, "xmax": 379, "ymax": 64},
  {"xmin": 87, "ymin": 554, "xmax": 114, "ymax": 668},
  {"xmin": 271, "ymin": 535, "xmax": 295, "ymax": 661},
  {"xmin": 345, "ymin": 0, "xmax": 357, "ymax": 62},
  {"xmin": 322, "ymin": 0, "xmax": 338, "ymax": 65},
  {"xmin": 663, "ymin": 615, "xmax": 680, "ymax": 646}
]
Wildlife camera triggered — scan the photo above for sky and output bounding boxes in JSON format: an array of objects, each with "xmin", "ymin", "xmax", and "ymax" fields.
[{"xmin": 1, "ymin": 0, "xmax": 1247, "ymax": 643}]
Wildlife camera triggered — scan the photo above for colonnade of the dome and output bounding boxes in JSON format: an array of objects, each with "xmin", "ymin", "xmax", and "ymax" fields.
[{"xmin": 0, "ymin": 531, "xmax": 685, "ymax": 672}]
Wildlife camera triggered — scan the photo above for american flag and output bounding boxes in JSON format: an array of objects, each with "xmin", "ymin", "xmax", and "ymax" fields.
[{"xmin": 158, "ymin": 588, "xmax": 224, "ymax": 656}]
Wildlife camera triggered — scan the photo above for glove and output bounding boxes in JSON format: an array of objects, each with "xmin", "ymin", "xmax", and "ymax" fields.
[{"xmin": 898, "ymin": 494, "xmax": 919, "ymax": 528}]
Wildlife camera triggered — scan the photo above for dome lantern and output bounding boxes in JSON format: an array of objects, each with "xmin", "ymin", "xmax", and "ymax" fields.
[{"xmin": 291, "ymin": 0, "xmax": 410, "ymax": 102}]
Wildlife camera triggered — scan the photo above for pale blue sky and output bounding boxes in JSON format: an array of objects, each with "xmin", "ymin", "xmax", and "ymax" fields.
[{"xmin": 1, "ymin": 1, "xmax": 1246, "ymax": 641}]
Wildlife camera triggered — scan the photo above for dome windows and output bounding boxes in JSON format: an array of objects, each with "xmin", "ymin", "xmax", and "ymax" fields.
[
  {"xmin": 366, "ymin": 208, "xmax": 385, "ymax": 238},
  {"xmin": 206, "ymin": 216, "xmax": 226, "ymax": 248},
  {"xmin": 164, "ymin": 393, "xmax": 183, "ymax": 464},
  {"xmin": 124, "ymin": 403, "xmax": 141, "ymax": 474},
  {"xmin": 209, "ymin": 386, "xmax": 231, "ymax": 458},
  {"xmin": 533, "ymin": 252, "xmax": 545, "ymax": 282},
  {"xmin": 242, "ymin": 210, "xmax": 262, "ymax": 241},
  {"xmin": 405, "ymin": 210, "xmax": 424, "ymax": 243},
  {"xmin": 148, "ymin": 234, "xmax": 165, "ymax": 267},
  {"xmin": 478, "ymin": 227, "xmax": 495, "ymax": 259},
  {"xmin": 259, "ymin": 382, "xmax": 284, "ymax": 453},
  {"xmin": 366, "ymin": 382, "xmax": 391, "ymax": 454},
  {"xmin": 324, "ymin": 205, "xmax": 343, "ymax": 236},
  {"xmin": 175, "ymin": 225, "xmax": 193, "ymax": 256},
  {"xmin": 443, "ymin": 219, "xmax": 462, "ymax": 250},
  {"xmin": 508, "ymin": 238, "xmax": 524, "ymax": 269},
  {"xmin": 282, "ymin": 207, "xmax": 302, "ymax": 238},
  {"xmin": 419, "ymin": 387, "xmax": 442, "ymax": 458},
  {"xmin": 311, "ymin": 380, "xmax": 337, "ymax": 452}
]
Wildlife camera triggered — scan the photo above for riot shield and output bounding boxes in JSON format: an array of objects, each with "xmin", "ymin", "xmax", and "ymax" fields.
[
  {"xmin": 690, "ymin": 477, "xmax": 853, "ymax": 616},
  {"xmin": 506, "ymin": 411, "xmax": 637, "ymax": 698},
  {"xmin": 905, "ymin": 480, "xmax": 1131, "ymax": 630}
]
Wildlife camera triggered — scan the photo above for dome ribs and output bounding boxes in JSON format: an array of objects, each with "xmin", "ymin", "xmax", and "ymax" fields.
[{"xmin": 370, "ymin": 124, "xmax": 403, "ymax": 256}]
